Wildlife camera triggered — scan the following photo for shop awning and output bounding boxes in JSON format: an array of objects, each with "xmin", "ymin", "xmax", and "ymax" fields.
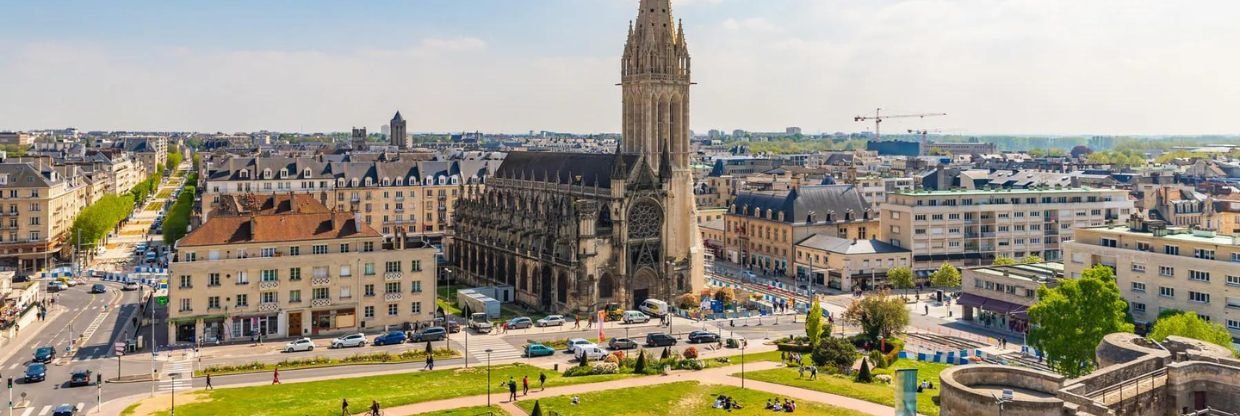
[{"xmin": 957, "ymin": 293, "xmax": 1028, "ymax": 316}]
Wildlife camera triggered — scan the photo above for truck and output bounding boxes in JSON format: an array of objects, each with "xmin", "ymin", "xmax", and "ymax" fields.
[{"xmin": 468, "ymin": 312, "xmax": 493, "ymax": 334}]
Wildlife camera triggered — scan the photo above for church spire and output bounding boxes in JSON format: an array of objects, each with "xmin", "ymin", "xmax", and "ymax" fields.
[{"xmin": 611, "ymin": 141, "xmax": 629, "ymax": 179}]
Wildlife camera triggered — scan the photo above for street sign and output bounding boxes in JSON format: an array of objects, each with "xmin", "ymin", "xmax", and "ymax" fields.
[
  {"xmin": 114, "ymin": 342, "xmax": 126, "ymax": 355},
  {"xmin": 156, "ymin": 296, "xmax": 168, "ymax": 306}
]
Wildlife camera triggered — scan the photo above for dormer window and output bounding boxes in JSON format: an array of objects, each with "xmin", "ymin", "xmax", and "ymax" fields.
[
  {"xmin": 382, "ymin": 177, "xmax": 391, "ymax": 186},
  {"xmin": 239, "ymin": 169, "xmax": 250, "ymax": 179},
  {"xmin": 395, "ymin": 177, "xmax": 403, "ymax": 186},
  {"xmin": 423, "ymin": 177, "xmax": 433, "ymax": 186},
  {"xmin": 263, "ymin": 168, "xmax": 272, "ymax": 179},
  {"xmin": 437, "ymin": 176, "xmax": 447, "ymax": 185},
  {"xmin": 337, "ymin": 178, "xmax": 346, "ymax": 187},
  {"xmin": 279, "ymin": 169, "xmax": 288, "ymax": 178},
  {"xmin": 304, "ymin": 168, "xmax": 312, "ymax": 178},
  {"xmin": 450, "ymin": 175, "xmax": 460, "ymax": 185},
  {"xmin": 351, "ymin": 178, "xmax": 360, "ymax": 187},
  {"xmin": 364, "ymin": 177, "xmax": 373, "ymax": 187}
]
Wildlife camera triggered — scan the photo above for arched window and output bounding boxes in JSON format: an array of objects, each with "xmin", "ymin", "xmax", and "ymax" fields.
[
  {"xmin": 395, "ymin": 177, "xmax": 403, "ymax": 186},
  {"xmin": 351, "ymin": 178, "xmax": 360, "ymax": 187},
  {"xmin": 239, "ymin": 169, "xmax": 249, "ymax": 179},
  {"xmin": 364, "ymin": 177, "xmax": 373, "ymax": 187},
  {"xmin": 450, "ymin": 175, "xmax": 460, "ymax": 185},
  {"xmin": 337, "ymin": 178, "xmax": 346, "ymax": 187},
  {"xmin": 382, "ymin": 177, "xmax": 391, "ymax": 186}
]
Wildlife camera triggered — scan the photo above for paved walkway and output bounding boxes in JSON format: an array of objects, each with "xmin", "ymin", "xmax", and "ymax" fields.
[{"xmin": 367, "ymin": 361, "xmax": 894, "ymax": 416}]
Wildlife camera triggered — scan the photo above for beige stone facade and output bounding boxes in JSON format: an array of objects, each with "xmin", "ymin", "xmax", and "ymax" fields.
[
  {"xmin": 725, "ymin": 185, "xmax": 876, "ymax": 276},
  {"xmin": 880, "ymin": 187, "xmax": 1133, "ymax": 269},
  {"xmin": 792, "ymin": 235, "xmax": 910, "ymax": 291},
  {"xmin": 0, "ymin": 162, "xmax": 88, "ymax": 272},
  {"xmin": 168, "ymin": 210, "xmax": 436, "ymax": 344},
  {"xmin": 1064, "ymin": 217, "xmax": 1240, "ymax": 339}
]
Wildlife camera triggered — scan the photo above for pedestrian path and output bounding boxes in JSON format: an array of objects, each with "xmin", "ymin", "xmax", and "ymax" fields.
[
  {"xmin": 462, "ymin": 335, "xmax": 523, "ymax": 363},
  {"xmin": 19, "ymin": 402, "xmax": 87, "ymax": 416},
  {"xmin": 157, "ymin": 355, "xmax": 194, "ymax": 393},
  {"xmin": 77, "ymin": 310, "xmax": 109, "ymax": 344}
]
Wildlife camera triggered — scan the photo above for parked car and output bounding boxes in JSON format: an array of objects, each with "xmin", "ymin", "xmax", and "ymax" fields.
[
  {"xmin": 372, "ymin": 331, "xmax": 407, "ymax": 346},
  {"xmin": 622, "ymin": 310, "xmax": 650, "ymax": 324},
  {"xmin": 331, "ymin": 333, "xmax": 367, "ymax": 348},
  {"xmin": 90, "ymin": 284, "xmax": 107, "ymax": 294},
  {"xmin": 639, "ymin": 299, "xmax": 669, "ymax": 317},
  {"xmin": 410, "ymin": 327, "xmax": 447, "ymax": 342},
  {"xmin": 565, "ymin": 338, "xmax": 593, "ymax": 354},
  {"xmin": 468, "ymin": 312, "xmax": 493, "ymax": 334},
  {"xmin": 688, "ymin": 330, "xmax": 720, "ymax": 344},
  {"xmin": 284, "ymin": 337, "xmax": 315, "ymax": 352},
  {"xmin": 122, "ymin": 281, "xmax": 140, "ymax": 291},
  {"xmin": 68, "ymin": 369, "xmax": 92, "ymax": 387},
  {"xmin": 607, "ymin": 337, "xmax": 638, "ymax": 350},
  {"xmin": 524, "ymin": 343, "xmax": 555, "ymax": 358},
  {"xmin": 645, "ymin": 332, "xmax": 677, "ymax": 347},
  {"xmin": 24, "ymin": 363, "xmax": 46, "ymax": 382},
  {"xmin": 47, "ymin": 281, "xmax": 67, "ymax": 292},
  {"xmin": 536, "ymin": 315, "xmax": 566, "ymax": 327},
  {"xmin": 507, "ymin": 317, "xmax": 533, "ymax": 329},
  {"xmin": 433, "ymin": 317, "xmax": 462, "ymax": 333},
  {"xmin": 51, "ymin": 404, "xmax": 78, "ymax": 416},
  {"xmin": 574, "ymin": 345, "xmax": 607, "ymax": 361},
  {"xmin": 34, "ymin": 346, "xmax": 55, "ymax": 363}
]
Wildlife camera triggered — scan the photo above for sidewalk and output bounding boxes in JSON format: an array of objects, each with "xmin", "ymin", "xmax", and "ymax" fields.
[{"xmin": 0, "ymin": 303, "xmax": 64, "ymax": 365}]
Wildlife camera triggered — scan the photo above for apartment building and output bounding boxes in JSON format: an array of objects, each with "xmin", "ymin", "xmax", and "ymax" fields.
[
  {"xmin": 725, "ymin": 184, "xmax": 877, "ymax": 276},
  {"xmin": 792, "ymin": 235, "xmax": 911, "ymax": 292},
  {"xmin": 0, "ymin": 163, "xmax": 87, "ymax": 272},
  {"xmin": 1064, "ymin": 216, "xmax": 1240, "ymax": 340},
  {"xmin": 167, "ymin": 207, "xmax": 436, "ymax": 344},
  {"xmin": 880, "ymin": 187, "xmax": 1133, "ymax": 270},
  {"xmin": 204, "ymin": 156, "xmax": 499, "ymax": 242},
  {"xmin": 957, "ymin": 262, "xmax": 1064, "ymax": 336}
]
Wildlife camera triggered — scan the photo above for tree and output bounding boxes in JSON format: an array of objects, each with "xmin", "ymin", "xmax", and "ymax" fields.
[
  {"xmin": 531, "ymin": 401, "xmax": 543, "ymax": 416},
  {"xmin": 713, "ymin": 287, "xmax": 736, "ymax": 305},
  {"xmin": 811, "ymin": 335, "xmax": 858, "ymax": 372},
  {"xmin": 992, "ymin": 257, "xmax": 1016, "ymax": 266},
  {"xmin": 1027, "ymin": 265, "xmax": 1133, "ymax": 378},
  {"xmin": 634, "ymin": 350, "xmax": 646, "ymax": 373},
  {"xmin": 675, "ymin": 293, "xmax": 698, "ymax": 309},
  {"xmin": 1021, "ymin": 255, "xmax": 1043, "ymax": 264},
  {"xmin": 842, "ymin": 291, "xmax": 910, "ymax": 340},
  {"xmin": 855, "ymin": 357, "xmax": 873, "ymax": 383},
  {"xmin": 1070, "ymin": 145, "xmax": 1093, "ymax": 158},
  {"xmin": 1149, "ymin": 311, "xmax": 1234, "ymax": 351},
  {"xmin": 165, "ymin": 149, "xmax": 183, "ymax": 173},
  {"xmin": 888, "ymin": 266, "xmax": 915, "ymax": 299},
  {"xmin": 805, "ymin": 297, "xmax": 824, "ymax": 349},
  {"xmin": 930, "ymin": 263, "xmax": 961, "ymax": 288}
]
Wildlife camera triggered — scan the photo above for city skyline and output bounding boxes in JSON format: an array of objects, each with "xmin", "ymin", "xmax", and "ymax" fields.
[{"xmin": 2, "ymin": 0, "xmax": 1238, "ymax": 136}]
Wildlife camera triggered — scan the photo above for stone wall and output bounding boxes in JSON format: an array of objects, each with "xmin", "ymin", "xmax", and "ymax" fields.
[
  {"xmin": 939, "ymin": 365, "xmax": 1065, "ymax": 416},
  {"xmin": 1166, "ymin": 361, "xmax": 1240, "ymax": 414},
  {"xmin": 1095, "ymin": 333, "xmax": 1167, "ymax": 368}
]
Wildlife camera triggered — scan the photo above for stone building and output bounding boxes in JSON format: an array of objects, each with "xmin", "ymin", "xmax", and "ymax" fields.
[
  {"xmin": 724, "ymin": 183, "xmax": 877, "ymax": 275},
  {"xmin": 0, "ymin": 162, "xmax": 88, "ymax": 272},
  {"xmin": 448, "ymin": 0, "xmax": 705, "ymax": 313},
  {"xmin": 389, "ymin": 112, "xmax": 407, "ymax": 149}
]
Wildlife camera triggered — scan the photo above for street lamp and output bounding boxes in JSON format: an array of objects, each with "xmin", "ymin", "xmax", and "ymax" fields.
[
  {"xmin": 170, "ymin": 372, "xmax": 178, "ymax": 416},
  {"xmin": 484, "ymin": 349, "xmax": 493, "ymax": 407},
  {"xmin": 740, "ymin": 338, "xmax": 746, "ymax": 389}
]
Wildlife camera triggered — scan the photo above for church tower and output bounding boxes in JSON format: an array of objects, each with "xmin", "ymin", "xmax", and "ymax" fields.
[
  {"xmin": 389, "ymin": 111, "xmax": 408, "ymax": 149},
  {"xmin": 619, "ymin": 0, "xmax": 704, "ymax": 301}
]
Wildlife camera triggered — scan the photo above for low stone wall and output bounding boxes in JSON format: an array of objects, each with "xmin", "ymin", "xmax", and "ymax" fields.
[
  {"xmin": 1095, "ymin": 332, "xmax": 1167, "ymax": 368},
  {"xmin": 939, "ymin": 365, "xmax": 1065, "ymax": 416},
  {"xmin": 1166, "ymin": 361, "xmax": 1240, "ymax": 413},
  {"xmin": 1064, "ymin": 355, "xmax": 1164, "ymax": 397}
]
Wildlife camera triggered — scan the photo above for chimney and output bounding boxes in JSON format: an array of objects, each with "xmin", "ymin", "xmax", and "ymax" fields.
[{"xmin": 791, "ymin": 175, "xmax": 802, "ymax": 191}]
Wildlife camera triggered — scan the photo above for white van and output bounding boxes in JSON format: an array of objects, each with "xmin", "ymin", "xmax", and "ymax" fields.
[
  {"xmin": 622, "ymin": 310, "xmax": 650, "ymax": 324},
  {"xmin": 639, "ymin": 299, "xmax": 669, "ymax": 317}
]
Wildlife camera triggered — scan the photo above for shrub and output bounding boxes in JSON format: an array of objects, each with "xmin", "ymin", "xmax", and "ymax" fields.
[
  {"xmin": 676, "ymin": 293, "xmax": 699, "ymax": 309},
  {"xmin": 868, "ymin": 350, "xmax": 887, "ymax": 369},
  {"xmin": 674, "ymin": 359, "xmax": 703, "ymax": 370},
  {"xmin": 855, "ymin": 357, "xmax": 873, "ymax": 383},
  {"xmin": 634, "ymin": 351, "xmax": 646, "ymax": 373},
  {"xmin": 683, "ymin": 347, "xmax": 698, "ymax": 359},
  {"xmin": 562, "ymin": 366, "xmax": 594, "ymax": 377},
  {"xmin": 812, "ymin": 336, "xmax": 859, "ymax": 373},
  {"xmin": 531, "ymin": 401, "xmax": 542, "ymax": 416},
  {"xmin": 883, "ymin": 337, "xmax": 904, "ymax": 364},
  {"xmin": 590, "ymin": 362, "xmax": 618, "ymax": 375}
]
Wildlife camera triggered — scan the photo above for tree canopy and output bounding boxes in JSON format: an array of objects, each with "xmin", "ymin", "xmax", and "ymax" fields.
[
  {"xmin": 69, "ymin": 193, "xmax": 135, "ymax": 254},
  {"xmin": 1149, "ymin": 311, "xmax": 1234, "ymax": 352},
  {"xmin": 842, "ymin": 291, "xmax": 909, "ymax": 340},
  {"xmin": 888, "ymin": 266, "xmax": 914, "ymax": 297},
  {"xmin": 805, "ymin": 297, "xmax": 824, "ymax": 349},
  {"xmin": 1027, "ymin": 265, "xmax": 1133, "ymax": 378},
  {"xmin": 930, "ymin": 263, "xmax": 961, "ymax": 288},
  {"xmin": 992, "ymin": 257, "xmax": 1016, "ymax": 266}
]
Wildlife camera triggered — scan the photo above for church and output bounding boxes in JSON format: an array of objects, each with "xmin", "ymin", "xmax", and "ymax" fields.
[{"xmin": 448, "ymin": 0, "xmax": 705, "ymax": 313}]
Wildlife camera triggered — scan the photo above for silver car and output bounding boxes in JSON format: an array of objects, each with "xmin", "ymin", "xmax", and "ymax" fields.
[
  {"xmin": 536, "ymin": 315, "xmax": 566, "ymax": 327},
  {"xmin": 284, "ymin": 337, "xmax": 315, "ymax": 352},
  {"xmin": 331, "ymin": 333, "xmax": 367, "ymax": 348}
]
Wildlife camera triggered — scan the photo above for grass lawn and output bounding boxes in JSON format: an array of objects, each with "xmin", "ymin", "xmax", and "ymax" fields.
[
  {"xmin": 149, "ymin": 363, "xmax": 630, "ymax": 416},
  {"xmin": 156, "ymin": 189, "xmax": 173, "ymax": 199},
  {"xmin": 703, "ymin": 349, "xmax": 783, "ymax": 368},
  {"xmin": 743, "ymin": 358, "xmax": 947, "ymax": 416},
  {"xmin": 194, "ymin": 348, "xmax": 460, "ymax": 377},
  {"xmin": 413, "ymin": 405, "xmax": 503, "ymax": 415},
  {"xmin": 436, "ymin": 297, "xmax": 461, "ymax": 316},
  {"xmin": 121, "ymin": 402, "xmax": 141, "ymax": 416},
  {"xmin": 515, "ymin": 381, "xmax": 872, "ymax": 416}
]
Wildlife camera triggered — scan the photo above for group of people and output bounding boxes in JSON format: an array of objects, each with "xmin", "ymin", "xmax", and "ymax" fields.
[
  {"xmin": 917, "ymin": 379, "xmax": 935, "ymax": 393},
  {"xmin": 339, "ymin": 399, "xmax": 381, "ymax": 416},
  {"xmin": 712, "ymin": 394, "xmax": 743, "ymax": 410},
  {"xmin": 765, "ymin": 398, "xmax": 797, "ymax": 412}
]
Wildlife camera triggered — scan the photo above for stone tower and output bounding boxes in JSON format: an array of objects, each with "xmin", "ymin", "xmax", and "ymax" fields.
[
  {"xmin": 389, "ymin": 111, "xmax": 407, "ymax": 149},
  {"xmin": 620, "ymin": 0, "xmax": 705, "ymax": 294}
]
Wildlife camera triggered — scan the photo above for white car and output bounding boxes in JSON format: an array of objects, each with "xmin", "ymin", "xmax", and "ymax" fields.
[
  {"xmin": 622, "ymin": 310, "xmax": 650, "ymax": 324},
  {"xmin": 284, "ymin": 337, "xmax": 315, "ymax": 352},
  {"xmin": 565, "ymin": 338, "xmax": 592, "ymax": 354},
  {"xmin": 537, "ymin": 315, "xmax": 567, "ymax": 327},
  {"xmin": 331, "ymin": 333, "xmax": 366, "ymax": 348},
  {"xmin": 573, "ymin": 345, "xmax": 607, "ymax": 361}
]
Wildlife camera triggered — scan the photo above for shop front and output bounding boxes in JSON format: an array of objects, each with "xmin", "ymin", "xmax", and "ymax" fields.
[
  {"xmin": 230, "ymin": 313, "xmax": 283, "ymax": 341},
  {"xmin": 956, "ymin": 293, "xmax": 1029, "ymax": 334},
  {"xmin": 309, "ymin": 307, "xmax": 356, "ymax": 335}
]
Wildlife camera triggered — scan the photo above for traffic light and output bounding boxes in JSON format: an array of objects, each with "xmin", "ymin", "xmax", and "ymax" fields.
[
  {"xmin": 96, "ymin": 374, "xmax": 102, "ymax": 385},
  {"xmin": 6, "ymin": 377, "xmax": 11, "ymax": 389}
]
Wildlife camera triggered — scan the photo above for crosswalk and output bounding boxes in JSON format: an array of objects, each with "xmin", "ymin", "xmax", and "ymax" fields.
[
  {"xmin": 463, "ymin": 335, "xmax": 524, "ymax": 362},
  {"xmin": 78, "ymin": 311, "xmax": 109, "ymax": 344},
  {"xmin": 18, "ymin": 402, "xmax": 87, "ymax": 416},
  {"xmin": 158, "ymin": 356, "xmax": 194, "ymax": 393}
]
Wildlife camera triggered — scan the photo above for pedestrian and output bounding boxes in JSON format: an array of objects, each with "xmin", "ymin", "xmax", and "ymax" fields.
[
  {"xmin": 425, "ymin": 354, "xmax": 434, "ymax": 370},
  {"xmin": 810, "ymin": 365, "xmax": 818, "ymax": 380},
  {"xmin": 370, "ymin": 400, "xmax": 380, "ymax": 416},
  {"xmin": 586, "ymin": 315, "xmax": 593, "ymax": 329},
  {"xmin": 205, "ymin": 373, "xmax": 213, "ymax": 389},
  {"xmin": 272, "ymin": 367, "xmax": 280, "ymax": 384},
  {"xmin": 341, "ymin": 398, "xmax": 349, "ymax": 416},
  {"xmin": 508, "ymin": 377, "xmax": 518, "ymax": 401},
  {"xmin": 522, "ymin": 375, "xmax": 529, "ymax": 395},
  {"xmin": 798, "ymin": 364, "xmax": 805, "ymax": 378},
  {"xmin": 574, "ymin": 314, "xmax": 581, "ymax": 329},
  {"xmin": 539, "ymin": 372, "xmax": 547, "ymax": 391},
  {"xmin": 925, "ymin": 305, "xmax": 929, "ymax": 315}
]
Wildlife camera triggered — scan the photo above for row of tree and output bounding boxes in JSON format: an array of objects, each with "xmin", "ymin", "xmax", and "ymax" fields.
[
  {"xmin": 165, "ymin": 149, "xmax": 183, "ymax": 173},
  {"xmin": 68, "ymin": 194, "xmax": 135, "ymax": 254},
  {"xmin": 162, "ymin": 173, "xmax": 197, "ymax": 244}
]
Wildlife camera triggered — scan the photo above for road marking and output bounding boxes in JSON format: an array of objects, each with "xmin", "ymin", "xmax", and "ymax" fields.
[
  {"xmin": 76, "ymin": 403, "xmax": 86, "ymax": 413},
  {"xmin": 8, "ymin": 362, "xmax": 18, "ymax": 369},
  {"xmin": 36, "ymin": 405, "xmax": 50, "ymax": 416},
  {"xmin": 18, "ymin": 407, "xmax": 33, "ymax": 416},
  {"xmin": 463, "ymin": 335, "xmax": 524, "ymax": 362}
]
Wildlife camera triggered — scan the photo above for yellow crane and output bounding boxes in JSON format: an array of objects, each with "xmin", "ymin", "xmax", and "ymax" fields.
[{"xmin": 853, "ymin": 108, "xmax": 946, "ymax": 141}]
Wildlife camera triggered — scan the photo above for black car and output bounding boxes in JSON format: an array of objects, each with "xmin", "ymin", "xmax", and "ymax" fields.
[
  {"xmin": 51, "ymin": 404, "xmax": 78, "ymax": 416},
  {"xmin": 410, "ymin": 327, "xmax": 447, "ymax": 342},
  {"xmin": 645, "ymin": 332, "xmax": 677, "ymax": 347},
  {"xmin": 688, "ymin": 330, "xmax": 720, "ymax": 344},
  {"xmin": 69, "ymin": 369, "xmax": 92, "ymax": 387},
  {"xmin": 24, "ymin": 363, "xmax": 46, "ymax": 382},
  {"xmin": 90, "ymin": 284, "xmax": 107, "ymax": 294},
  {"xmin": 34, "ymin": 346, "xmax": 55, "ymax": 363}
]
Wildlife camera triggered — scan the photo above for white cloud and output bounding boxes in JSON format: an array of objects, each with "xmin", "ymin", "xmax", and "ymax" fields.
[{"xmin": 720, "ymin": 17, "xmax": 778, "ymax": 33}]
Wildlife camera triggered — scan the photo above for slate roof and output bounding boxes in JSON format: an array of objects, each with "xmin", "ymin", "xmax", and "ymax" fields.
[
  {"xmin": 179, "ymin": 212, "xmax": 379, "ymax": 247},
  {"xmin": 207, "ymin": 156, "xmax": 500, "ymax": 183},
  {"xmin": 730, "ymin": 184, "xmax": 872, "ymax": 225},
  {"xmin": 796, "ymin": 235, "xmax": 909, "ymax": 255},
  {"xmin": 495, "ymin": 151, "xmax": 640, "ymax": 189}
]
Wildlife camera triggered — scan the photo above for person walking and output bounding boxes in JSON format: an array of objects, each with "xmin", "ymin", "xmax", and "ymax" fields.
[
  {"xmin": 272, "ymin": 367, "xmax": 280, "ymax": 384},
  {"xmin": 810, "ymin": 365, "xmax": 818, "ymax": 380},
  {"xmin": 522, "ymin": 375, "xmax": 530, "ymax": 395},
  {"xmin": 425, "ymin": 354, "xmax": 434, "ymax": 370},
  {"xmin": 370, "ymin": 400, "xmax": 381, "ymax": 416},
  {"xmin": 539, "ymin": 372, "xmax": 547, "ymax": 391},
  {"xmin": 205, "ymin": 373, "xmax": 213, "ymax": 390},
  {"xmin": 341, "ymin": 398, "xmax": 349, "ymax": 416},
  {"xmin": 574, "ymin": 314, "xmax": 581, "ymax": 329},
  {"xmin": 508, "ymin": 377, "xmax": 518, "ymax": 402}
]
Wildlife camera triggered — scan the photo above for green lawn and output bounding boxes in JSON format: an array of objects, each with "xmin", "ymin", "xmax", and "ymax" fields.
[
  {"xmin": 150, "ymin": 363, "xmax": 630, "ymax": 416},
  {"xmin": 413, "ymin": 405, "xmax": 502, "ymax": 415},
  {"xmin": 195, "ymin": 348, "xmax": 460, "ymax": 376},
  {"xmin": 744, "ymin": 358, "xmax": 947, "ymax": 416},
  {"xmin": 437, "ymin": 298, "xmax": 461, "ymax": 316},
  {"xmin": 516, "ymin": 381, "xmax": 871, "ymax": 416},
  {"xmin": 703, "ymin": 349, "xmax": 783, "ymax": 368}
]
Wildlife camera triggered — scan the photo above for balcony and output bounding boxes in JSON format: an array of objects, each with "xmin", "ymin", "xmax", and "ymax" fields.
[
  {"xmin": 384, "ymin": 271, "xmax": 402, "ymax": 281},
  {"xmin": 258, "ymin": 280, "xmax": 279, "ymax": 289},
  {"xmin": 258, "ymin": 303, "xmax": 279, "ymax": 312},
  {"xmin": 311, "ymin": 276, "xmax": 331, "ymax": 287},
  {"xmin": 310, "ymin": 298, "xmax": 332, "ymax": 308},
  {"xmin": 384, "ymin": 292, "xmax": 402, "ymax": 302}
]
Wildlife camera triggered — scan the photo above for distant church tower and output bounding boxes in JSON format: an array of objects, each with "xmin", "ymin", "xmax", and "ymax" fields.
[
  {"xmin": 620, "ymin": 0, "xmax": 705, "ymax": 292},
  {"xmin": 351, "ymin": 127, "xmax": 367, "ymax": 150},
  {"xmin": 389, "ymin": 111, "xmax": 408, "ymax": 149}
]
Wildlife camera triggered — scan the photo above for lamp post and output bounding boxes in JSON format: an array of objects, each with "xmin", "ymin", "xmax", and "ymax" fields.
[
  {"xmin": 740, "ymin": 338, "xmax": 746, "ymax": 389},
  {"xmin": 484, "ymin": 349, "xmax": 493, "ymax": 407},
  {"xmin": 169, "ymin": 372, "xmax": 178, "ymax": 416}
]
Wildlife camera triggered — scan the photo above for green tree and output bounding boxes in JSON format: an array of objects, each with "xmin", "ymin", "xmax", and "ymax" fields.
[
  {"xmin": 887, "ymin": 266, "xmax": 915, "ymax": 299},
  {"xmin": 634, "ymin": 350, "xmax": 646, "ymax": 373},
  {"xmin": 930, "ymin": 263, "xmax": 961, "ymax": 288},
  {"xmin": 531, "ymin": 401, "xmax": 543, "ymax": 416},
  {"xmin": 811, "ymin": 335, "xmax": 858, "ymax": 372},
  {"xmin": 1021, "ymin": 255, "xmax": 1043, "ymax": 264},
  {"xmin": 992, "ymin": 256, "xmax": 1016, "ymax": 266},
  {"xmin": 1149, "ymin": 311, "xmax": 1234, "ymax": 351},
  {"xmin": 162, "ymin": 184, "xmax": 196, "ymax": 244},
  {"xmin": 842, "ymin": 291, "xmax": 910, "ymax": 340},
  {"xmin": 165, "ymin": 149, "xmax": 183, "ymax": 173},
  {"xmin": 805, "ymin": 297, "xmax": 824, "ymax": 349},
  {"xmin": 1027, "ymin": 265, "xmax": 1133, "ymax": 378},
  {"xmin": 855, "ymin": 357, "xmax": 873, "ymax": 383}
]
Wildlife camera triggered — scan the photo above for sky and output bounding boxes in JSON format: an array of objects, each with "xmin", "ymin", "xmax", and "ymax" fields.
[{"xmin": 1, "ymin": 0, "xmax": 1238, "ymax": 136}]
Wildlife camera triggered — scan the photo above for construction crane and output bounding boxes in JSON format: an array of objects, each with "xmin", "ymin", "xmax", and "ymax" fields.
[
  {"xmin": 909, "ymin": 129, "xmax": 940, "ymax": 156},
  {"xmin": 853, "ymin": 108, "xmax": 946, "ymax": 141}
]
